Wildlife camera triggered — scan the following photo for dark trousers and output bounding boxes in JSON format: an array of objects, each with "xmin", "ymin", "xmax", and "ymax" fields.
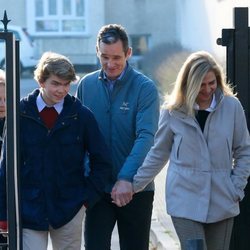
[{"xmin": 84, "ymin": 191, "xmax": 154, "ymax": 250}]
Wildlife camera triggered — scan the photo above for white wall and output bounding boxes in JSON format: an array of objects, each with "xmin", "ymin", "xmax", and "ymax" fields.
[
  {"xmin": 177, "ymin": 0, "xmax": 250, "ymax": 61},
  {"xmin": 105, "ymin": 0, "xmax": 177, "ymax": 48}
]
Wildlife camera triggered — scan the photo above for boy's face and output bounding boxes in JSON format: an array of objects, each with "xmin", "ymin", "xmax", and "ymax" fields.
[{"xmin": 39, "ymin": 75, "xmax": 70, "ymax": 106}]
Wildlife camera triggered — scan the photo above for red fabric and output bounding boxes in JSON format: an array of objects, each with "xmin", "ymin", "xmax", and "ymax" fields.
[
  {"xmin": 40, "ymin": 106, "xmax": 58, "ymax": 129},
  {"xmin": 0, "ymin": 221, "xmax": 7, "ymax": 231}
]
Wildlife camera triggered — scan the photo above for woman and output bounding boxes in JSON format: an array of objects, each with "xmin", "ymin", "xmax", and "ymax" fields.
[{"xmin": 133, "ymin": 51, "xmax": 250, "ymax": 250}]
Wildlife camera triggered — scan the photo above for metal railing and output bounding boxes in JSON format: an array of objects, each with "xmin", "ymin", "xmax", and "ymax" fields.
[
  {"xmin": 0, "ymin": 10, "xmax": 22, "ymax": 250},
  {"xmin": 217, "ymin": 7, "xmax": 250, "ymax": 250}
]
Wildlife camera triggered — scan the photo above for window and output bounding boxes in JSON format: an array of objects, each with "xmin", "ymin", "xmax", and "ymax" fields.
[
  {"xmin": 130, "ymin": 35, "xmax": 150, "ymax": 56},
  {"xmin": 28, "ymin": 0, "xmax": 87, "ymax": 36}
]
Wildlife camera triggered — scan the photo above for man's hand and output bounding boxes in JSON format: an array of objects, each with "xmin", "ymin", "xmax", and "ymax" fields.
[{"xmin": 111, "ymin": 180, "xmax": 134, "ymax": 207}]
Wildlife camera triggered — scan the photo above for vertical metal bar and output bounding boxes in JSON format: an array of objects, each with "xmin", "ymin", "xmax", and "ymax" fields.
[
  {"xmin": 5, "ymin": 31, "xmax": 17, "ymax": 250},
  {"xmin": 226, "ymin": 7, "xmax": 250, "ymax": 250},
  {"xmin": 217, "ymin": 7, "xmax": 250, "ymax": 250},
  {"xmin": 0, "ymin": 11, "xmax": 21, "ymax": 250},
  {"xmin": 15, "ymin": 39, "xmax": 22, "ymax": 250},
  {"xmin": 234, "ymin": 7, "xmax": 249, "ymax": 124},
  {"xmin": 224, "ymin": 30, "xmax": 234, "ymax": 86},
  {"xmin": 217, "ymin": 29, "xmax": 235, "ymax": 86}
]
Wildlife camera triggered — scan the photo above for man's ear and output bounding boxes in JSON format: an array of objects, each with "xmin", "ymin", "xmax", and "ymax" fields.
[{"xmin": 126, "ymin": 47, "xmax": 132, "ymax": 59}]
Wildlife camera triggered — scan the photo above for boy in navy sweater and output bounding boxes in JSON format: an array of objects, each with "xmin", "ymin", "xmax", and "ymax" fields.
[{"xmin": 0, "ymin": 52, "xmax": 112, "ymax": 249}]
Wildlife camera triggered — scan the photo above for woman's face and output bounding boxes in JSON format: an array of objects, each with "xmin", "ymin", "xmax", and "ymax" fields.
[{"xmin": 196, "ymin": 71, "xmax": 217, "ymax": 110}]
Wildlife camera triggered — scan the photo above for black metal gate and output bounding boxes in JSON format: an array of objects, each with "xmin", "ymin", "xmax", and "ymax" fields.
[
  {"xmin": 0, "ymin": 11, "xmax": 22, "ymax": 250},
  {"xmin": 217, "ymin": 7, "xmax": 250, "ymax": 250}
]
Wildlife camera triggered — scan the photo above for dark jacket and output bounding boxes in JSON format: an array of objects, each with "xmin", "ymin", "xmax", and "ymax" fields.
[{"xmin": 0, "ymin": 89, "xmax": 112, "ymax": 230}]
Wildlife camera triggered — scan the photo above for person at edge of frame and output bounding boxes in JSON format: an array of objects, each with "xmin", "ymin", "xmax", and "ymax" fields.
[
  {"xmin": 0, "ymin": 52, "xmax": 112, "ymax": 250},
  {"xmin": 132, "ymin": 51, "xmax": 250, "ymax": 250},
  {"xmin": 76, "ymin": 24, "xmax": 160, "ymax": 250},
  {"xmin": 0, "ymin": 69, "xmax": 7, "ymax": 249}
]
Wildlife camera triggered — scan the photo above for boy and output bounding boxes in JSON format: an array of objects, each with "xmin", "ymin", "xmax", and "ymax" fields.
[{"xmin": 0, "ymin": 52, "xmax": 112, "ymax": 249}]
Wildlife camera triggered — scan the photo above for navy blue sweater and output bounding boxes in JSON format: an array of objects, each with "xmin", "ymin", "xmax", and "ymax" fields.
[{"xmin": 0, "ymin": 89, "xmax": 112, "ymax": 230}]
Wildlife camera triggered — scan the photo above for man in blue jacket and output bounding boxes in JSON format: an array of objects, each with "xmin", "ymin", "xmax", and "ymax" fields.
[
  {"xmin": 77, "ymin": 24, "xmax": 160, "ymax": 250},
  {"xmin": 0, "ymin": 51, "xmax": 112, "ymax": 250}
]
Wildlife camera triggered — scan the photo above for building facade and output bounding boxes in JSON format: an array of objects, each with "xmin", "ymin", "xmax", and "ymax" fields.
[
  {"xmin": 1, "ymin": 0, "xmax": 249, "ymax": 71},
  {"xmin": 0, "ymin": 0, "xmax": 177, "ymax": 69}
]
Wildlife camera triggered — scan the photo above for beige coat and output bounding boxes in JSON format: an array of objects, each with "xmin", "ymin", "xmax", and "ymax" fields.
[{"xmin": 133, "ymin": 90, "xmax": 250, "ymax": 223}]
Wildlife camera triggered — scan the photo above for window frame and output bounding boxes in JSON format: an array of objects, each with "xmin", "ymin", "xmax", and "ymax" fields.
[
  {"xmin": 129, "ymin": 34, "xmax": 151, "ymax": 56},
  {"xmin": 27, "ymin": 0, "xmax": 89, "ymax": 37}
]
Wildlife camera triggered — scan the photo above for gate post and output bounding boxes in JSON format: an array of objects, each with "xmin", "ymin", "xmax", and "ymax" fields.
[
  {"xmin": 0, "ymin": 11, "xmax": 22, "ymax": 250},
  {"xmin": 217, "ymin": 7, "xmax": 250, "ymax": 250}
]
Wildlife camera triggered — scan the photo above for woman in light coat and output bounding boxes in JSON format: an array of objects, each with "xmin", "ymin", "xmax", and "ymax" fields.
[{"xmin": 133, "ymin": 51, "xmax": 250, "ymax": 250}]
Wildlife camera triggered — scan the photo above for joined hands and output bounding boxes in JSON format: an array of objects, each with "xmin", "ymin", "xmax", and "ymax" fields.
[{"xmin": 111, "ymin": 180, "xmax": 134, "ymax": 207}]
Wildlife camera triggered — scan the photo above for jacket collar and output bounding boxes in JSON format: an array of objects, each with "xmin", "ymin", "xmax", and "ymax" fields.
[
  {"xmin": 170, "ymin": 88, "xmax": 224, "ymax": 119},
  {"xmin": 21, "ymin": 88, "xmax": 76, "ymax": 117},
  {"xmin": 36, "ymin": 92, "xmax": 64, "ymax": 114},
  {"xmin": 98, "ymin": 62, "xmax": 134, "ymax": 86}
]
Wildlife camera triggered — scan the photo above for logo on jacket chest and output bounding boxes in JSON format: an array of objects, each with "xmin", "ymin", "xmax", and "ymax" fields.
[{"xmin": 120, "ymin": 102, "xmax": 130, "ymax": 111}]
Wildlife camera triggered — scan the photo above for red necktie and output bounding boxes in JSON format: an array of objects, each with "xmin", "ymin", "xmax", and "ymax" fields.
[{"xmin": 40, "ymin": 106, "xmax": 58, "ymax": 129}]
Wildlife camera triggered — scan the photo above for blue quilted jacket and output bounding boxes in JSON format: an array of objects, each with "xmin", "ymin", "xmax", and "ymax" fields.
[{"xmin": 77, "ymin": 64, "xmax": 159, "ymax": 191}]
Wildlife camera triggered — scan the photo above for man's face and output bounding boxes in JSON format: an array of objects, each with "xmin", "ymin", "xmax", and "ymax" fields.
[
  {"xmin": 97, "ymin": 40, "xmax": 131, "ymax": 80},
  {"xmin": 39, "ymin": 75, "xmax": 70, "ymax": 106}
]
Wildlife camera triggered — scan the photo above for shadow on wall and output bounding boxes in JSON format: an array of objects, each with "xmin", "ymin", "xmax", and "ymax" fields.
[{"xmin": 138, "ymin": 43, "xmax": 191, "ymax": 100}]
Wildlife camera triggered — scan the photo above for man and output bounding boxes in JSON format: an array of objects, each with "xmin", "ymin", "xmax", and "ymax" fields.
[{"xmin": 76, "ymin": 24, "xmax": 159, "ymax": 250}]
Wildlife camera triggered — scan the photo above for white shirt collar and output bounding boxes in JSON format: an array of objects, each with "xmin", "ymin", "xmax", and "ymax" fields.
[
  {"xmin": 36, "ymin": 92, "xmax": 64, "ymax": 114},
  {"xmin": 194, "ymin": 94, "xmax": 216, "ymax": 111}
]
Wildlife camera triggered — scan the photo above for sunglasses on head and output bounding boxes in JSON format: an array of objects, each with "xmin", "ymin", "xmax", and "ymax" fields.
[{"xmin": 100, "ymin": 29, "xmax": 118, "ymax": 43}]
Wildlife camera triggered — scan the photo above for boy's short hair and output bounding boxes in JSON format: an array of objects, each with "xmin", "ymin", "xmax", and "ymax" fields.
[{"xmin": 34, "ymin": 52, "xmax": 76, "ymax": 83}]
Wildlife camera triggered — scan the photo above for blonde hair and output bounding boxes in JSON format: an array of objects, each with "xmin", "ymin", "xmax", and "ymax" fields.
[
  {"xmin": 34, "ymin": 51, "xmax": 76, "ymax": 83},
  {"xmin": 165, "ymin": 51, "xmax": 234, "ymax": 116}
]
